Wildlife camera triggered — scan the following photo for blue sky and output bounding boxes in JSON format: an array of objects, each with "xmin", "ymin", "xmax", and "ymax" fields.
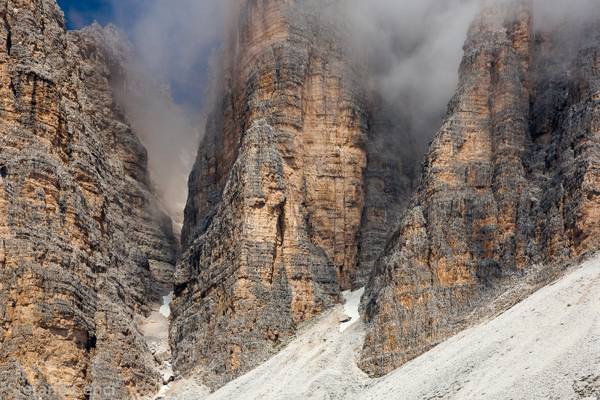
[
  {"xmin": 57, "ymin": 0, "xmax": 148, "ymax": 31},
  {"xmin": 56, "ymin": 0, "xmax": 220, "ymax": 111},
  {"xmin": 55, "ymin": 0, "xmax": 224, "ymax": 215},
  {"xmin": 57, "ymin": 0, "xmax": 114, "ymax": 29}
]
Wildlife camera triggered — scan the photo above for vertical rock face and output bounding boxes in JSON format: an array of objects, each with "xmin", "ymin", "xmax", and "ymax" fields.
[
  {"xmin": 4, "ymin": 0, "xmax": 597, "ymax": 396},
  {"xmin": 173, "ymin": 0, "xmax": 359, "ymax": 387},
  {"xmin": 171, "ymin": 0, "xmax": 405, "ymax": 389},
  {"xmin": 0, "ymin": 1, "xmax": 176, "ymax": 399},
  {"xmin": 357, "ymin": 103, "xmax": 423, "ymax": 287},
  {"xmin": 359, "ymin": 0, "xmax": 600, "ymax": 376}
]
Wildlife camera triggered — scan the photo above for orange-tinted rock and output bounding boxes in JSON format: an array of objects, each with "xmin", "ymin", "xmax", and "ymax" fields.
[
  {"xmin": 172, "ymin": 0, "xmax": 372, "ymax": 389},
  {"xmin": 359, "ymin": 0, "xmax": 600, "ymax": 377},
  {"xmin": 0, "ymin": 2, "xmax": 176, "ymax": 399}
]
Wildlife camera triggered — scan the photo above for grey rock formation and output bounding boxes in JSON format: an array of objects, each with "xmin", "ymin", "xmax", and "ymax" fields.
[
  {"xmin": 172, "ymin": 0, "xmax": 442, "ymax": 389},
  {"xmin": 0, "ymin": 1, "xmax": 177, "ymax": 399},
  {"xmin": 172, "ymin": 0, "xmax": 371, "ymax": 389},
  {"xmin": 359, "ymin": 0, "xmax": 600, "ymax": 377},
  {"xmin": 357, "ymin": 101, "xmax": 423, "ymax": 287},
  {"xmin": 4, "ymin": 0, "xmax": 598, "ymax": 397}
]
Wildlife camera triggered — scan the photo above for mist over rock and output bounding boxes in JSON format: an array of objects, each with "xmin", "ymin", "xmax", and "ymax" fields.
[
  {"xmin": 172, "ymin": 0, "xmax": 375, "ymax": 389},
  {"xmin": 359, "ymin": 0, "xmax": 600, "ymax": 376},
  {"xmin": 0, "ymin": 1, "xmax": 176, "ymax": 398},
  {"xmin": 0, "ymin": 0, "xmax": 598, "ymax": 398}
]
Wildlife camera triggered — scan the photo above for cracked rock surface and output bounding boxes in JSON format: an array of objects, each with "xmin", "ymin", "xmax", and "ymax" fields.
[
  {"xmin": 359, "ymin": 0, "xmax": 600, "ymax": 376},
  {"xmin": 0, "ymin": 1, "xmax": 177, "ymax": 399},
  {"xmin": 171, "ymin": 0, "xmax": 421, "ymax": 389}
]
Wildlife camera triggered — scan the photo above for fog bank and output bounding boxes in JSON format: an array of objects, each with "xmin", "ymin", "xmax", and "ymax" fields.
[
  {"xmin": 103, "ymin": 0, "xmax": 598, "ymax": 224},
  {"xmin": 109, "ymin": 0, "xmax": 230, "ymax": 224}
]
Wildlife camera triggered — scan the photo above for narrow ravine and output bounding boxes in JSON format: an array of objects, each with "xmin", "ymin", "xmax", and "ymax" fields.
[{"xmin": 138, "ymin": 289, "xmax": 176, "ymax": 399}]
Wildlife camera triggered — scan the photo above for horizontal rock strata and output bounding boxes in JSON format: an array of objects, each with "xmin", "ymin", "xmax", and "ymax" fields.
[
  {"xmin": 171, "ymin": 0, "xmax": 373, "ymax": 389},
  {"xmin": 0, "ymin": 2, "xmax": 177, "ymax": 399},
  {"xmin": 359, "ymin": 0, "xmax": 600, "ymax": 376},
  {"xmin": 172, "ymin": 0, "xmax": 436, "ymax": 389}
]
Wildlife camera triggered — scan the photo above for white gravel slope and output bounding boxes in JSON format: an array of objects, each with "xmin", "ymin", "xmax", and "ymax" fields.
[
  {"xmin": 340, "ymin": 287, "xmax": 365, "ymax": 333},
  {"xmin": 364, "ymin": 254, "xmax": 600, "ymax": 400},
  {"xmin": 162, "ymin": 255, "xmax": 600, "ymax": 400}
]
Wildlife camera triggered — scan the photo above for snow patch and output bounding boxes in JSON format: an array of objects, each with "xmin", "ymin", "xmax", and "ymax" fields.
[
  {"xmin": 161, "ymin": 360, "xmax": 174, "ymax": 383},
  {"xmin": 340, "ymin": 287, "xmax": 365, "ymax": 333},
  {"xmin": 160, "ymin": 292, "xmax": 173, "ymax": 318},
  {"xmin": 139, "ymin": 290, "xmax": 176, "ymax": 399}
]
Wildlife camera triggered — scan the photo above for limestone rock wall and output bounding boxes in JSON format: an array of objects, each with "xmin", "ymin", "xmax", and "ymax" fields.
[
  {"xmin": 172, "ymin": 0, "xmax": 377, "ymax": 389},
  {"xmin": 5, "ymin": 0, "xmax": 596, "ymax": 396},
  {"xmin": 357, "ymin": 102, "xmax": 423, "ymax": 287},
  {"xmin": 359, "ymin": 0, "xmax": 600, "ymax": 376},
  {"xmin": 0, "ymin": 1, "xmax": 177, "ymax": 399}
]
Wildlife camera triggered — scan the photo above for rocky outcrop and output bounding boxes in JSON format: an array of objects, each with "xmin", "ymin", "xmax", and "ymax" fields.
[
  {"xmin": 0, "ymin": 1, "xmax": 177, "ymax": 399},
  {"xmin": 171, "ymin": 0, "xmax": 412, "ymax": 389},
  {"xmin": 359, "ymin": 0, "xmax": 600, "ymax": 376},
  {"xmin": 3, "ymin": 0, "xmax": 597, "ymax": 396},
  {"xmin": 357, "ymin": 102, "xmax": 423, "ymax": 287},
  {"xmin": 172, "ymin": 0, "xmax": 430, "ymax": 388}
]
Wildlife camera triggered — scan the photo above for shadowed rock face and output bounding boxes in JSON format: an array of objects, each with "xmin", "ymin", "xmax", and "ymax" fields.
[
  {"xmin": 171, "ymin": 0, "xmax": 420, "ymax": 389},
  {"xmin": 359, "ymin": 0, "xmax": 600, "ymax": 377},
  {"xmin": 0, "ymin": 1, "xmax": 177, "ymax": 399}
]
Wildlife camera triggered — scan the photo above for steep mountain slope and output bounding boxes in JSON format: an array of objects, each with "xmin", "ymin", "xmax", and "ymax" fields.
[
  {"xmin": 171, "ymin": 0, "xmax": 418, "ymax": 389},
  {"xmin": 172, "ymin": 0, "xmax": 600, "ymax": 390},
  {"xmin": 2, "ymin": 0, "xmax": 598, "ymax": 398},
  {"xmin": 0, "ymin": 1, "xmax": 177, "ymax": 399},
  {"xmin": 161, "ymin": 254, "xmax": 600, "ymax": 400},
  {"xmin": 360, "ymin": 0, "xmax": 600, "ymax": 376}
]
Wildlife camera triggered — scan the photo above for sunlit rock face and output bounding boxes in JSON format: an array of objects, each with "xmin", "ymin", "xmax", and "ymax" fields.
[
  {"xmin": 0, "ymin": 0, "xmax": 419, "ymax": 395},
  {"xmin": 359, "ymin": 0, "xmax": 600, "ymax": 377},
  {"xmin": 5, "ymin": 0, "xmax": 596, "ymax": 396},
  {"xmin": 171, "ymin": 0, "xmax": 421, "ymax": 389},
  {"xmin": 0, "ymin": 1, "xmax": 177, "ymax": 399}
]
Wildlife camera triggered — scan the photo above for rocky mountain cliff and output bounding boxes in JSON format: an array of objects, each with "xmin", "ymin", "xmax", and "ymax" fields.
[
  {"xmin": 170, "ymin": 0, "xmax": 419, "ymax": 389},
  {"xmin": 359, "ymin": 0, "xmax": 600, "ymax": 376},
  {"xmin": 0, "ymin": 1, "xmax": 177, "ymax": 399},
  {"xmin": 172, "ymin": 0, "xmax": 600, "ymax": 390},
  {"xmin": 1, "ymin": 0, "xmax": 599, "ymax": 398}
]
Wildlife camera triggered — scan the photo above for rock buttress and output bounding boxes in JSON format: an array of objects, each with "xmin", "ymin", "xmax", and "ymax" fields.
[
  {"xmin": 171, "ymin": 0, "xmax": 372, "ymax": 389},
  {"xmin": 0, "ymin": 2, "xmax": 177, "ymax": 399},
  {"xmin": 359, "ymin": 0, "xmax": 600, "ymax": 376}
]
